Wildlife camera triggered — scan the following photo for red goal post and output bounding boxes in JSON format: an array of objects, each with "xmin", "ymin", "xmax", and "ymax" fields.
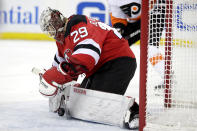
[{"xmin": 140, "ymin": 0, "xmax": 197, "ymax": 131}]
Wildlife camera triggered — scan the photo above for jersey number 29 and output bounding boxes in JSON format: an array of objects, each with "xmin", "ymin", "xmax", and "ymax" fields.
[{"xmin": 71, "ymin": 27, "xmax": 88, "ymax": 43}]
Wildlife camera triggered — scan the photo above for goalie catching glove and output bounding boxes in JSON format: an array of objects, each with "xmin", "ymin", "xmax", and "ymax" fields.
[{"xmin": 39, "ymin": 66, "xmax": 73, "ymax": 97}]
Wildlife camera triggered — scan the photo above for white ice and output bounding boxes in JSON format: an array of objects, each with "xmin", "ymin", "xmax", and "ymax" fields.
[{"xmin": 0, "ymin": 40, "xmax": 140, "ymax": 131}]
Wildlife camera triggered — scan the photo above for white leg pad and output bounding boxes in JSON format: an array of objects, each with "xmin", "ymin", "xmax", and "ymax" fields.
[{"xmin": 66, "ymin": 86, "xmax": 135, "ymax": 127}]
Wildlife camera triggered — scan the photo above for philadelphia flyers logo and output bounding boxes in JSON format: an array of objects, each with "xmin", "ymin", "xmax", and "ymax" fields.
[{"xmin": 120, "ymin": 3, "xmax": 141, "ymax": 17}]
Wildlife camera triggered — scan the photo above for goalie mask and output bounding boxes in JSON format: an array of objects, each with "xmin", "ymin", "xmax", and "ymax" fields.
[{"xmin": 39, "ymin": 7, "xmax": 65, "ymax": 39}]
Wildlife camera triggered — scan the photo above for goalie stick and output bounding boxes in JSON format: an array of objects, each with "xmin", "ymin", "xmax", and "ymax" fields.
[{"xmin": 31, "ymin": 67, "xmax": 44, "ymax": 75}]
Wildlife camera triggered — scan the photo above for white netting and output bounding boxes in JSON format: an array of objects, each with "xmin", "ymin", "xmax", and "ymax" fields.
[{"xmin": 144, "ymin": 0, "xmax": 197, "ymax": 130}]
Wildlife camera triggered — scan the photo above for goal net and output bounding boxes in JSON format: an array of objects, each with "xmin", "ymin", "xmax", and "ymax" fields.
[{"xmin": 140, "ymin": 0, "xmax": 197, "ymax": 131}]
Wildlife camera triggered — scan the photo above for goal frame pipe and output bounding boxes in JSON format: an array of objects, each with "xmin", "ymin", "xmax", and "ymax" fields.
[
  {"xmin": 139, "ymin": 0, "xmax": 149, "ymax": 130},
  {"xmin": 139, "ymin": 0, "xmax": 173, "ymax": 130},
  {"xmin": 164, "ymin": 0, "xmax": 173, "ymax": 108}
]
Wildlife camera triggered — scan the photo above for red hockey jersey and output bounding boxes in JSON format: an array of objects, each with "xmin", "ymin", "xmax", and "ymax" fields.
[{"xmin": 55, "ymin": 15, "xmax": 135, "ymax": 77}]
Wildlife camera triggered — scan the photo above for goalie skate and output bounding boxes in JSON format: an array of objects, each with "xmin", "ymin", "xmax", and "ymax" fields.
[{"xmin": 124, "ymin": 102, "xmax": 139, "ymax": 130}]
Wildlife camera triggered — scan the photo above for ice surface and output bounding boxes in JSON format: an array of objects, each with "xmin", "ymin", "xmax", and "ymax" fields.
[{"xmin": 0, "ymin": 40, "xmax": 140, "ymax": 131}]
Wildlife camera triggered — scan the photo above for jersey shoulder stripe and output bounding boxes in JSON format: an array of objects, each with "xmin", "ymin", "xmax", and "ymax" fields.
[
  {"xmin": 65, "ymin": 15, "xmax": 87, "ymax": 37},
  {"xmin": 74, "ymin": 44, "xmax": 101, "ymax": 56}
]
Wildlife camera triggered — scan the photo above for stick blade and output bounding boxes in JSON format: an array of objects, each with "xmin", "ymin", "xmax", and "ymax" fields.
[{"xmin": 32, "ymin": 67, "xmax": 44, "ymax": 75}]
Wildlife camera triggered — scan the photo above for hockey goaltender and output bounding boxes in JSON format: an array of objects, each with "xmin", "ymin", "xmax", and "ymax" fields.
[{"xmin": 34, "ymin": 7, "xmax": 139, "ymax": 130}]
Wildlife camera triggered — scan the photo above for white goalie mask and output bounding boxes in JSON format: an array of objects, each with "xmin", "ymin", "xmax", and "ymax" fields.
[{"xmin": 39, "ymin": 7, "xmax": 65, "ymax": 38}]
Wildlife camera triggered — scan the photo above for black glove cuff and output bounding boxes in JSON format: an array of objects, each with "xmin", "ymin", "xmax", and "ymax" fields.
[{"xmin": 113, "ymin": 23, "xmax": 126, "ymax": 35}]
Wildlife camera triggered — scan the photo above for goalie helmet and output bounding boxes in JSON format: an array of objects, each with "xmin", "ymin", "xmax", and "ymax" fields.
[{"xmin": 39, "ymin": 7, "xmax": 65, "ymax": 39}]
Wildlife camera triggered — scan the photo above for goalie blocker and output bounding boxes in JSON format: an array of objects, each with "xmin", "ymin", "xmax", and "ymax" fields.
[{"xmin": 33, "ymin": 66, "xmax": 139, "ymax": 129}]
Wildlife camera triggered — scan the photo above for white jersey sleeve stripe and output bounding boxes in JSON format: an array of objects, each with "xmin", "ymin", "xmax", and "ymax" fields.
[
  {"xmin": 52, "ymin": 52, "xmax": 65, "ymax": 67},
  {"xmin": 75, "ymin": 39, "xmax": 101, "ymax": 54},
  {"xmin": 72, "ymin": 48, "xmax": 100, "ymax": 65}
]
